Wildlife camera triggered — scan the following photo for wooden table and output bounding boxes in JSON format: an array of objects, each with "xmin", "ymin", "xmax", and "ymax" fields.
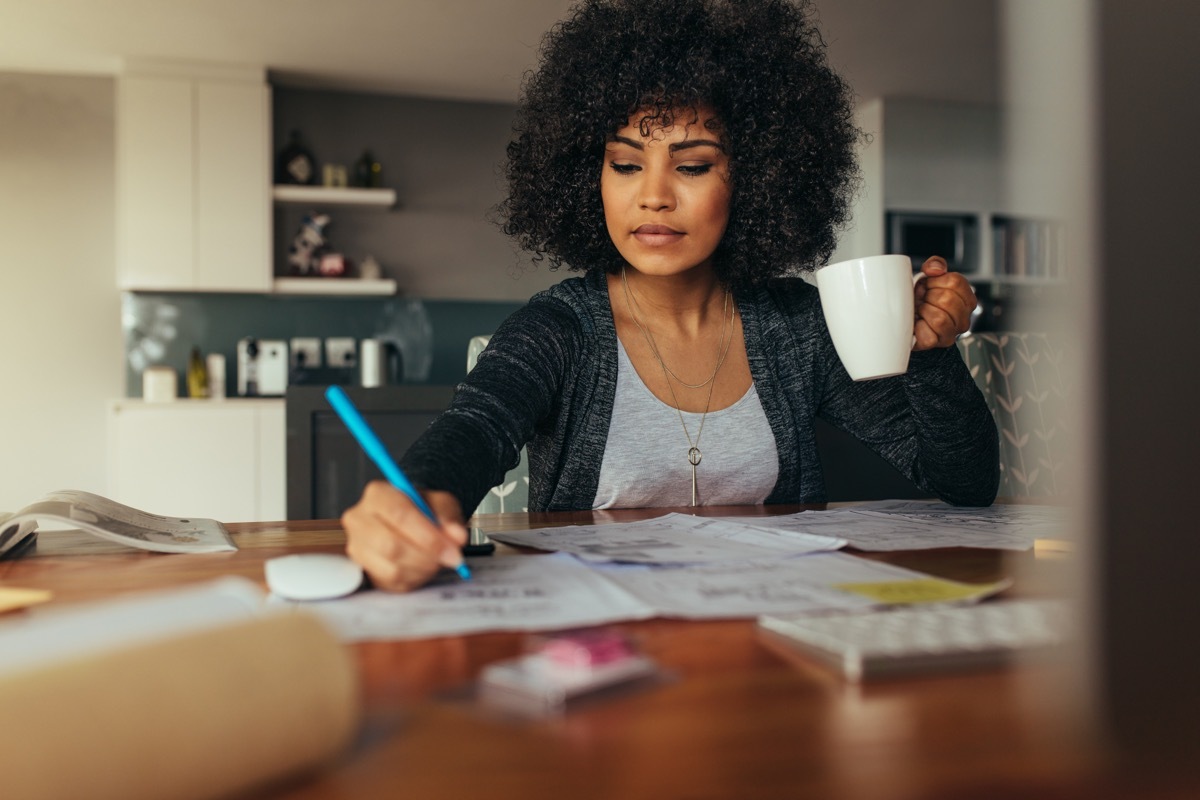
[{"xmin": 3, "ymin": 507, "xmax": 1195, "ymax": 799}]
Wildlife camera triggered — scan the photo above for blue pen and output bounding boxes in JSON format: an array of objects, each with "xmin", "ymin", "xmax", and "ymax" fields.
[{"xmin": 325, "ymin": 385, "xmax": 471, "ymax": 580}]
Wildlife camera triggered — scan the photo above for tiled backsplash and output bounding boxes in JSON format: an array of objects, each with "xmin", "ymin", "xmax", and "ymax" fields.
[{"xmin": 123, "ymin": 292, "xmax": 524, "ymax": 397}]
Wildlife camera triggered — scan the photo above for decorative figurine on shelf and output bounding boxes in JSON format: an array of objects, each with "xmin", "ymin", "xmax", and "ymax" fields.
[
  {"xmin": 317, "ymin": 252, "xmax": 348, "ymax": 277},
  {"xmin": 352, "ymin": 149, "xmax": 383, "ymax": 188},
  {"xmin": 275, "ymin": 130, "xmax": 318, "ymax": 185},
  {"xmin": 287, "ymin": 213, "xmax": 331, "ymax": 276}
]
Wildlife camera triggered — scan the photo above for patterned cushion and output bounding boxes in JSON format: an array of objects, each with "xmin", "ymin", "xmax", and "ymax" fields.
[
  {"xmin": 467, "ymin": 336, "xmax": 530, "ymax": 514},
  {"xmin": 955, "ymin": 333, "xmax": 1068, "ymax": 499}
]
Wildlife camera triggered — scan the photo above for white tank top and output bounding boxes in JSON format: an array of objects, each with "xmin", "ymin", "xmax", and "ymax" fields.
[{"xmin": 592, "ymin": 339, "xmax": 780, "ymax": 509}]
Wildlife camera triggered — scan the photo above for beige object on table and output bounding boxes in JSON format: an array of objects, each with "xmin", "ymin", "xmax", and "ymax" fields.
[{"xmin": 0, "ymin": 612, "xmax": 360, "ymax": 800}]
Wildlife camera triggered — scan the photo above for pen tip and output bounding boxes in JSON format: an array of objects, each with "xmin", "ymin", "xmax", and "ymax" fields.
[{"xmin": 455, "ymin": 562, "xmax": 472, "ymax": 581}]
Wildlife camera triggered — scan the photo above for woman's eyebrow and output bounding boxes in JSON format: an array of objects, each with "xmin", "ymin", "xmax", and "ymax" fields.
[
  {"xmin": 668, "ymin": 139, "xmax": 726, "ymax": 154},
  {"xmin": 606, "ymin": 136, "xmax": 726, "ymax": 154},
  {"xmin": 609, "ymin": 135, "xmax": 644, "ymax": 150}
]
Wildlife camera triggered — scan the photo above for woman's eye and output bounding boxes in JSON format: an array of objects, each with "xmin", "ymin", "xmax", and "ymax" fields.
[
  {"xmin": 678, "ymin": 164, "xmax": 713, "ymax": 176},
  {"xmin": 609, "ymin": 162, "xmax": 640, "ymax": 174}
]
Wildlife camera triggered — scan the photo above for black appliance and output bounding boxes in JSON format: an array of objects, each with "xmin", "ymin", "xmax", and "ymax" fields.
[
  {"xmin": 286, "ymin": 385, "xmax": 455, "ymax": 520},
  {"xmin": 886, "ymin": 210, "xmax": 979, "ymax": 275}
]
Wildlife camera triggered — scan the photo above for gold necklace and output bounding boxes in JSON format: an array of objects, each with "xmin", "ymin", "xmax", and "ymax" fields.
[
  {"xmin": 622, "ymin": 267, "xmax": 732, "ymax": 389},
  {"xmin": 620, "ymin": 267, "xmax": 735, "ymax": 506}
]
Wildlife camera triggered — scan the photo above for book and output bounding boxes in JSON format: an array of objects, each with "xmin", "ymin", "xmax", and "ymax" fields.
[{"xmin": 0, "ymin": 490, "xmax": 236, "ymax": 556}]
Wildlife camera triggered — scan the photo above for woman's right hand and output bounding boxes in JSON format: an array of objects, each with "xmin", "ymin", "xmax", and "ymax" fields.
[{"xmin": 341, "ymin": 481, "xmax": 468, "ymax": 592}]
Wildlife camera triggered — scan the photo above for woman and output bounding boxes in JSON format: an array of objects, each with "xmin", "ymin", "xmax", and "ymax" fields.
[{"xmin": 343, "ymin": 0, "xmax": 998, "ymax": 591}]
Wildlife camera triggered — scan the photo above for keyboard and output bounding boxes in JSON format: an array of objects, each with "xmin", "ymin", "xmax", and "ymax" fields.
[{"xmin": 758, "ymin": 599, "xmax": 1068, "ymax": 682}]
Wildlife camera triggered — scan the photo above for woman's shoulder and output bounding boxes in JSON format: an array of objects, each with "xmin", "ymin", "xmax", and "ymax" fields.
[
  {"xmin": 494, "ymin": 271, "xmax": 611, "ymax": 344},
  {"xmin": 532, "ymin": 271, "xmax": 607, "ymax": 305},
  {"xmin": 520, "ymin": 271, "xmax": 611, "ymax": 329},
  {"xmin": 749, "ymin": 275, "xmax": 822, "ymax": 325}
]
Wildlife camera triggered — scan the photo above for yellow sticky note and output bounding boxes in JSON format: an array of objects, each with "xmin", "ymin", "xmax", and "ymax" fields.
[
  {"xmin": 0, "ymin": 587, "xmax": 54, "ymax": 613},
  {"xmin": 834, "ymin": 578, "xmax": 1009, "ymax": 605}
]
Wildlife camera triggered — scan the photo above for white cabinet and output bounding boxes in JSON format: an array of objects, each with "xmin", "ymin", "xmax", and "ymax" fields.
[
  {"xmin": 117, "ymin": 62, "xmax": 270, "ymax": 292},
  {"xmin": 107, "ymin": 399, "xmax": 285, "ymax": 523}
]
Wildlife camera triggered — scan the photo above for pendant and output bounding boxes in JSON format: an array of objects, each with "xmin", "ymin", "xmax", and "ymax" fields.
[{"xmin": 688, "ymin": 447, "xmax": 703, "ymax": 506}]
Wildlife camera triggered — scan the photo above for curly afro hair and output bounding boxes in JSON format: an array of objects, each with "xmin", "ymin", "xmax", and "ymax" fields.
[{"xmin": 497, "ymin": 0, "xmax": 862, "ymax": 288}]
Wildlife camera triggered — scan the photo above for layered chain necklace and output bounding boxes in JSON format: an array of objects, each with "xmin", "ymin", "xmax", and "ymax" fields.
[{"xmin": 621, "ymin": 267, "xmax": 735, "ymax": 506}]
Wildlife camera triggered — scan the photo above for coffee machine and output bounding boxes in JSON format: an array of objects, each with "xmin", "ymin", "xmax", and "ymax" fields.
[{"xmin": 237, "ymin": 338, "xmax": 289, "ymax": 396}]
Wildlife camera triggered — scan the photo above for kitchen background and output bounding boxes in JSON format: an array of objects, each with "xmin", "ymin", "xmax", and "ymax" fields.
[
  {"xmin": 126, "ymin": 84, "xmax": 1062, "ymax": 400},
  {"xmin": 0, "ymin": 1, "xmax": 1070, "ymax": 520},
  {"xmin": 123, "ymin": 86, "xmax": 565, "ymax": 399},
  {"xmin": 10, "ymin": 0, "xmax": 1200, "ymax": 757}
]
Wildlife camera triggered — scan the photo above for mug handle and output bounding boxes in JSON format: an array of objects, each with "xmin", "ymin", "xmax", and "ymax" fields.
[{"xmin": 910, "ymin": 271, "xmax": 928, "ymax": 350}]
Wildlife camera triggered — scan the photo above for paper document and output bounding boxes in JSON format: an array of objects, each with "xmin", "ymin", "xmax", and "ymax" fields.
[
  {"xmin": 592, "ymin": 552, "xmax": 1005, "ymax": 619},
  {"xmin": 486, "ymin": 512, "xmax": 845, "ymax": 565},
  {"xmin": 718, "ymin": 502, "xmax": 1065, "ymax": 551},
  {"xmin": 291, "ymin": 550, "xmax": 1006, "ymax": 641},
  {"xmin": 285, "ymin": 554, "xmax": 656, "ymax": 642},
  {"xmin": 0, "ymin": 490, "xmax": 235, "ymax": 554}
]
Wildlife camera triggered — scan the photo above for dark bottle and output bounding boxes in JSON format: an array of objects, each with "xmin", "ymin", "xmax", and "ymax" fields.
[
  {"xmin": 353, "ymin": 149, "xmax": 382, "ymax": 188},
  {"xmin": 275, "ymin": 130, "xmax": 317, "ymax": 185}
]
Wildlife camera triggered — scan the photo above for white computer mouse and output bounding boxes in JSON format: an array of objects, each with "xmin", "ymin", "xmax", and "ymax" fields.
[{"xmin": 264, "ymin": 553, "xmax": 364, "ymax": 601}]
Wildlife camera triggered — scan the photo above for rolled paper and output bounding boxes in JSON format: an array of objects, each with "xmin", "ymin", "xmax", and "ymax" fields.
[{"xmin": 0, "ymin": 613, "xmax": 360, "ymax": 800}]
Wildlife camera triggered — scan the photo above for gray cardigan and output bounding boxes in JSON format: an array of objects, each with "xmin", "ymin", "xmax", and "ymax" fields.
[{"xmin": 401, "ymin": 270, "xmax": 999, "ymax": 514}]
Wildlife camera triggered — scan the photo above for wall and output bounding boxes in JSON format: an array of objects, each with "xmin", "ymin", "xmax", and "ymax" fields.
[
  {"xmin": 271, "ymin": 86, "xmax": 564, "ymax": 301},
  {"xmin": 834, "ymin": 96, "xmax": 1007, "ymax": 257},
  {"xmin": 882, "ymin": 97, "xmax": 1004, "ymax": 213},
  {"xmin": 841, "ymin": 94, "xmax": 1064, "ymax": 331},
  {"xmin": 830, "ymin": 97, "xmax": 885, "ymax": 264},
  {"xmin": 0, "ymin": 73, "xmax": 123, "ymax": 512}
]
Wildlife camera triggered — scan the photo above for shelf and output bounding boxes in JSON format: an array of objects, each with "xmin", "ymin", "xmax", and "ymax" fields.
[
  {"xmin": 272, "ymin": 185, "xmax": 397, "ymax": 208},
  {"xmin": 272, "ymin": 277, "xmax": 397, "ymax": 296},
  {"xmin": 989, "ymin": 215, "xmax": 1064, "ymax": 282}
]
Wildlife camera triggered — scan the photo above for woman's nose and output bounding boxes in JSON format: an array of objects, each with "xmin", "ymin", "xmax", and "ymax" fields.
[{"xmin": 637, "ymin": 168, "xmax": 675, "ymax": 211}]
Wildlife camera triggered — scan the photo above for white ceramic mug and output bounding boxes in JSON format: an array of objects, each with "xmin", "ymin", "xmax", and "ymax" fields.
[{"xmin": 816, "ymin": 255, "xmax": 925, "ymax": 381}]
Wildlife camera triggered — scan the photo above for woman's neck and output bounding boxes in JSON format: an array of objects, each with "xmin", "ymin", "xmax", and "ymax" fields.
[{"xmin": 614, "ymin": 266, "xmax": 727, "ymax": 337}]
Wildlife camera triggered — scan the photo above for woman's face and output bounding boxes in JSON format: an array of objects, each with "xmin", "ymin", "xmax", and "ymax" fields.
[{"xmin": 600, "ymin": 108, "xmax": 732, "ymax": 279}]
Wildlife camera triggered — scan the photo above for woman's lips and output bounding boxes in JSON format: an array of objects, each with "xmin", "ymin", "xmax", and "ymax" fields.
[{"xmin": 633, "ymin": 224, "xmax": 684, "ymax": 246}]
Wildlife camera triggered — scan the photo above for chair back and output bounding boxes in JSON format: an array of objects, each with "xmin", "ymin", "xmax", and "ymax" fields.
[
  {"xmin": 956, "ymin": 332, "xmax": 1068, "ymax": 499},
  {"xmin": 467, "ymin": 336, "xmax": 530, "ymax": 514}
]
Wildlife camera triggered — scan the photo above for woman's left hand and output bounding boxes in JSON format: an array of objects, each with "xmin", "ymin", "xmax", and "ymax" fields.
[{"xmin": 913, "ymin": 256, "xmax": 976, "ymax": 350}]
